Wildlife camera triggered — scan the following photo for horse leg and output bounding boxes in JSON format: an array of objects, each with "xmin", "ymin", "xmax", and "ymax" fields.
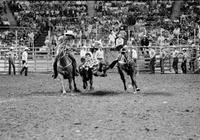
[
  {"xmin": 68, "ymin": 78, "xmax": 72, "ymax": 92},
  {"xmin": 130, "ymin": 73, "xmax": 140, "ymax": 93},
  {"xmin": 118, "ymin": 67, "xmax": 127, "ymax": 91},
  {"xmin": 59, "ymin": 75, "xmax": 66, "ymax": 94},
  {"xmin": 83, "ymin": 80, "xmax": 86, "ymax": 89},
  {"xmin": 89, "ymin": 76, "xmax": 94, "ymax": 91},
  {"xmin": 72, "ymin": 76, "xmax": 79, "ymax": 92}
]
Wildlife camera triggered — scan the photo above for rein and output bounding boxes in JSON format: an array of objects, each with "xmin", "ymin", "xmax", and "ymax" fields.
[{"xmin": 58, "ymin": 50, "xmax": 72, "ymax": 68}]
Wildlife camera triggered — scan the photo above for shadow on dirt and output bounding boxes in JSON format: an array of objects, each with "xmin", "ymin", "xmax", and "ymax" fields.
[
  {"xmin": 81, "ymin": 90, "xmax": 122, "ymax": 96},
  {"xmin": 142, "ymin": 91, "xmax": 173, "ymax": 96},
  {"xmin": 27, "ymin": 91, "xmax": 63, "ymax": 97},
  {"xmin": 25, "ymin": 91, "xmax": 121, "ymax": 97}
]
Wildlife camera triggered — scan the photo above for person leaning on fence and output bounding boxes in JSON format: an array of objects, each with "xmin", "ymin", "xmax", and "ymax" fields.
[
  {"xmin": 160, "ymin": 48, "xmax": 166, "ymax": 74},
  {"xmin": 6, "ymin": 47, "xmax": 16, "ymax": 75},
  {"xmin": 149, "ymin": 47, "xmax": 156, "ymax": 74},
  {"xmin": 189, "ymin": 45, "xmax": 197, "ymax": 72},
  {"xmin": 172, "ymin": 49, "xmax": 179, "ymax": 74},
  {"xmin": 20, "ymin": 47, "xmax": 29, "ymax": 76},
  {"xmin": 181, "ymin": 48, "xmax": 188, "ymax": 74},
  {"xmin": 194, "ymin": 56, "xmax": 200, "ymax": 74}
]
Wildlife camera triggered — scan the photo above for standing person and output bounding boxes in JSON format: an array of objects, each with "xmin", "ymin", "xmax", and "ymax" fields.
[
  {"xmin": 20, "ymin": 47, "xmax": 29, "ymax": 76},
  {"xmin": 130, "ymin": 45, "xmax": 138, "ymax": 64},
  {"xmin": 172, "ymin": 49, "xmax": 179, "ymax": 74},
  {"xmin": 194, "ymin": 56, "xmax": 200, "ymax": 74},
  {"xmin": 80, "ymin": 45, "xmax": 87, "ymax": 60},
  {"xmin": 149, "ymin": 47, "xmax": 156, "ymax": 74},
  {"xmin": 181, "ymin": 48, "xmax": 188, "ymax": 74},
  {"xmin": 94, "ymin": 44, "xmax": 107, "ymax": 76},
  {"xmin": 160, "ymin": 48, "xmax": 166, "ymax": 74},
  {"xmin": 6, "ymin": 47, "xmax": 16, "ymax": 75},
  {"xmin": 189, "ymin": 46, "xmax": 197, "ymax": 72}
]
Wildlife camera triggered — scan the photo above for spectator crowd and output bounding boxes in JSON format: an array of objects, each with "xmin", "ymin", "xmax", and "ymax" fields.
[{"xmin": 0, "ymin": 0, "xmax": 200, "ymax": 73}]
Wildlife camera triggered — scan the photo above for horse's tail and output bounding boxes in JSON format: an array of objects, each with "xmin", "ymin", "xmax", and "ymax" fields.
[{"xmin": 53, "ymin": 56, "xmax": 58, "ymax": 79}]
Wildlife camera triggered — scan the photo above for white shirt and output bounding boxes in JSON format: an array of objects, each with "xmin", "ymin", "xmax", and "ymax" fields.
[
  {"xmin": 22, "ymin": 51, "xmax": 28, "ymax": 62},
  {"xmin": 172, "ymin": 50, "xmax": 179, "ymax": 58},
  {"xmin": 116, "ymin": 37, "xmax": 124, "ymax": 46},
  {"xmin": 149, "ymin": 48, "xmax": 156, "ymax": 58},
  {"xmin": 109, "ymin": 33, "xmax": 116, "ymax": 43},
  {"xmin": 80, "ymin": 49, "xmax": 87, "ymax": 58},
  {"xmin": 95, "ymin": 49, "xmax": 104, "ymax": 60},
  {"xmin": 131, "ymin": 49, "xmax": 138, "ymax": 59}
]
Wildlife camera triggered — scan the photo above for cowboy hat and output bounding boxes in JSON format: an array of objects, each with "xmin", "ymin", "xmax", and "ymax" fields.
[
  {"xmin": 123, "ymin": 45, "xmax": 129, "ymax": 49},
  {"xmin": 58, "ymin": 35, "xmax": 64, "ymax": 42},
  {"xmin": 10, "ymin": 47, "xmax": 14, "ymax": 50},
  {"xmin": 64, "ymin": 30, "xmax": 75, "ymax": 39},
  {"xmin": 24, "ymin": 47, "xmax": 29, "ymax": 50},
  {"xmin": 120, "ymin": 48, "xmax": 127, "ymax": 53},
  {"xmin": 94, "ymin": 41, "xmax": 103, "ymax": 48},
  {"xmin": 118, "ymin": 34, "xmax": 123, "ymax": 38}
]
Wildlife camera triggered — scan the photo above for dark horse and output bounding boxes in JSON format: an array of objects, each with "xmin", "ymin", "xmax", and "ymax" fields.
[
  {"xmin": 78, "ymin": 57, "xmax": 94, "ymax": 90},
  {"xmin": 53, "ymin": 49, "xmax": 78, "ymax": 94},
  {"xmin": 107, "ymin": 57, "xmax": 140, "ymax": 93}
]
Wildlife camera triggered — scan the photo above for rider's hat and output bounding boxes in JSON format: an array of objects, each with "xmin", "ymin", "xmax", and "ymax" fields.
[
  {"xmin": 24, "ymin": 47, "xmax": 29, "ymax": 50},
  {"xmin": 10, "ymin": 47, "xmax": 14, "ymax": 50},
  {"xmin": 182, "ymin": 48, "xmax": 187, "ymax": 51},
  {"xmin": 120, "ymin": 48, "xmax": 127, "ymax": 53},
  {"xmin": 118, "ymin": 34, "xmax": 123, "ymax": 38},
  {"xmin": 85, "ymin": 52, "xmax": 92, "ymax": 57}
]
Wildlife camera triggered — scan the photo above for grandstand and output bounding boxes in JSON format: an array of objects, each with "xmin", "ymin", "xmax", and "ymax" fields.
[{"xmin": 0, "ymin": 0, "xmax": 200, "ymax": 73}]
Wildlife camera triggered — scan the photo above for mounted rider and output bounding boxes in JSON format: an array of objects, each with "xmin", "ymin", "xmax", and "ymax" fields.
[{"xmin": 53, "ymin": 33, "xmax": 79, "ymax": 78}]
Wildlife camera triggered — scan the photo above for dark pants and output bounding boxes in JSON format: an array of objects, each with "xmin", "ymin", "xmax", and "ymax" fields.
[
  {"xmin": 160, "ymin": 58, "xmax": 164, "ymax": 74},
  {"xmin": 181, "ymin": 60, "xmax": 187, "ymax": 74},
  {"xmin": 20, "ymin": 60, "xmax": 28, "ymax": 76},
  {"xmin": 8, "ymin": 58, "xmax": 15, "ymax": 75},
  {"xmin": 149, "ymin": 57, "xmax": 156, "ymax": 73},
  {"xmin": 172, "ymin": 57, "xmax": 178, "ymax": 74},
  {"xmin": 189, "ymin": 59, "xmax": 195, "ymax": 71}
]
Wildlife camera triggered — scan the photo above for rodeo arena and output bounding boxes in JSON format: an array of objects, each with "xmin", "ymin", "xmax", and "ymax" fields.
[{"xmin": 0, "ymin": 0, "xmax": 200, "ymax": 139}]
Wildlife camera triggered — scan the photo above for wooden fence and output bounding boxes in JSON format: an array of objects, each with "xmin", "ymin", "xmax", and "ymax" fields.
[{"xmin": 0, "ymin": 45, "xmax": 199, "ymax": 74}]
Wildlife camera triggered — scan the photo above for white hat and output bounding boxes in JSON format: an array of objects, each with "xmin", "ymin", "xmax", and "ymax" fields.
[
  {"xmin": 64, "ymin": 30, "xmax": 75, "ymax": 36},
  {"xmin": 24, "ymin": 47, "xmax": 29, "ymax": 50},
  {"xmin": 58, "ymin": 35, "xmax": 64, "ymax": 42},
  {"xmin": 82, "ymin": 45, "xmax": 87, "ymax": 49},
  {"xmin": 10, "ymin": 47, "xmax": 14, "ymax": 50},
  {"xmin": 94, "ymin": 41, "xmax": 103, "ymax": 48},
  {"xmin": 118, "ymin": 34, "xmax": 123, "ymax": 38},
  {"xmin": 123, "ymin": 45, "xmax": 128, "ymax": 49}
]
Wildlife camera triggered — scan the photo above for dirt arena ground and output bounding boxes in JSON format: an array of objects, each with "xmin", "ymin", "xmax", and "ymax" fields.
[{"xmin": 0, "ymin": 72, "xmax": 200, "ymax": 140}]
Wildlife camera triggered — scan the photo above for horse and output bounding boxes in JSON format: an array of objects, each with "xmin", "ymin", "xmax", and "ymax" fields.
[
  {"xmin": 78, "ymin": 57, "xmax": 94, "ymax": 90},
  {"xmin": 53, "ymin": 48, "xmax": 79, "ymax": 94},
  {"xmin": 107, "ymin": 54, "xmax": 140, "ymax": 93}
]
